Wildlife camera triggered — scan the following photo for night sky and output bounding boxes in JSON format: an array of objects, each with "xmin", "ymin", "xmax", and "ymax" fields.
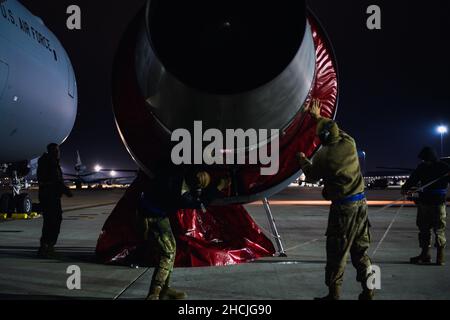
[{"xmin": 20, "ymin": 0, "xmax": 450, "ymax": 173}]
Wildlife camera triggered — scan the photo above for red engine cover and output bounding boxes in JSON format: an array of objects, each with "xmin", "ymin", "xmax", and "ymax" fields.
[{"xmin": 96, "ymin": 13, "xmax": 338, "ymax": 267}]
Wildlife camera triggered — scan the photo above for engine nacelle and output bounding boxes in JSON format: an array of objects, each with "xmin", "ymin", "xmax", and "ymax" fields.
[{"xmin": 112, "ymin": 0, "xmax": 338, "ymax": 204}]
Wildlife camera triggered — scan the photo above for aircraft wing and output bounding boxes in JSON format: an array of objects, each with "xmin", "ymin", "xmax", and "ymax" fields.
[
  {"xmin": 100, "ymin": 169, "xmax": 139, "ymax": 173},
  {"xmin": 63, "ymin": 173, "xmax": 80, "ymax": 178}
]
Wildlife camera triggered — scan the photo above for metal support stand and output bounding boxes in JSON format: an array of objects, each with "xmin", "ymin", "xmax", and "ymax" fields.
[{"xmin": 263, "ymin": 198, "xmax": 287, "ymax": 257}]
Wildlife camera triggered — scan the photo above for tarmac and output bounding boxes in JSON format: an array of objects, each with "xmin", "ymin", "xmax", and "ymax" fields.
[{"xmin": 0, "ymin": 187, "xmax": 449, "ymax": 300}]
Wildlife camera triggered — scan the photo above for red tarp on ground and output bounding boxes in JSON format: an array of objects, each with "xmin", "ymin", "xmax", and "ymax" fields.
[{"xmin": 96, "ymin": 175, "xmax": 276, "ymax": 267}]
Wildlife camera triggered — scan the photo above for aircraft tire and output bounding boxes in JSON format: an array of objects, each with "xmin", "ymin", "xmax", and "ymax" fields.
[{"xmin": 15, "ymin": 194, "xmax": 32, "ymax": 214}]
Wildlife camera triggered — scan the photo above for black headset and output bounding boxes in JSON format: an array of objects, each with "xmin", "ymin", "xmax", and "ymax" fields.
[{"xmin": 318, "ymin": 121, "xmax": 336, "ymax": 145}]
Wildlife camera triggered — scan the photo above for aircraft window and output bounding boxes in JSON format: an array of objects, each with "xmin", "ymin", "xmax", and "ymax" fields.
[{"xmin": 53, "ymin": 49, "xmax": 58, "ymax": 62}]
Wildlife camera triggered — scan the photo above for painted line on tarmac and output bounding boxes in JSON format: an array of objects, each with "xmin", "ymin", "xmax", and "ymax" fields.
[
  {"xmin": 113, "ymin": 267, "xmax": 151, "ymax": 300},
  {"xmin": 63, "ymin": 202, "xmax": 117, "ymax": 213},
  {"xmin": 371, "ymin": 203, "xmax": 405, "ymax": 257},
  {"xmin": 285, "ymin": 238, "xmax": 321, "ymax": 253}
]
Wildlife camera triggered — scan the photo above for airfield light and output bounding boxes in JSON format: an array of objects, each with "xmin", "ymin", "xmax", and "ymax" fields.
[
  {"xmin": 437, "ymin": 126, "xmax": 448, "ymax": 134},
  {"xmin": 94, "ymin": 165, "xmax": 102, "ymax": 172},
  {"xmin": 110, "ymin": 170, "xmax": 117, "ymax": 177},
  {"xmin": 437, "ymin": 125, "xmax": 448, "ymax": 157}
]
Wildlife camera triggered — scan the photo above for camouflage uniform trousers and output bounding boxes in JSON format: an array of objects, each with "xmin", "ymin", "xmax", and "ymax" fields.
[
  {"xmin": 325, "ymin": 199, "xmax": 372, "ymax": 288},
  {"xmin": 416, "ymin": 203, "xmax": 447, "ymax": 248},
  {"xmin": 39, "ymin": 190, "xmax": 63, "ymax": 246},
  {"xmin": 143, "ymin": 216, "xmax": 177, "ymax": 288}
]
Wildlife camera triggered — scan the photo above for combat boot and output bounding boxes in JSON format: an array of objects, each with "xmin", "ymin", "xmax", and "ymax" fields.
[
  {"xmin": 437, "ymin": 247, "xmax": 445, "ymax": 266},
  {"xmin": 160, "ymin": 275, "xmax": 187, "ymax": 300},
  {"xmin": 37, "ymin": 243, "xmax": 49, "ymax": 258},
  {"xmin": 358, "ymin": 290, "xmax": 374, "ymax": 300},
  {"xmin": 46, "ymin": 245, "xmax": 61, "ymax": 259},
  {"xmin": 314, "ymin": 285, "xmax": 341, "ymax": 300},
  {"xmin": 410, "ymin": 247, "xmax": 431, "ymax": 264},
  {"xmin": 146, "ymin": 285, "xmax": 162, "ymax": 300},
  {"xmin": 160, "ymin": 286, "xmax": 187, "ymax": 300}
]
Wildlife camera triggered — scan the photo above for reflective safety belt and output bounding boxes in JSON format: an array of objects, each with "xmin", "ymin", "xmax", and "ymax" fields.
[{"xmin": 332, "ymin": 192, "xmax": 366, "ymax": 205}]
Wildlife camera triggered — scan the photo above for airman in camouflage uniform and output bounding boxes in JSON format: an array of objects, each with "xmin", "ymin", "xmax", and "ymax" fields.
[
  {"xmin": 298, "ymin": 99, "xmax": 373, "ymax": 300},
  {"xmin": 137, "ymin": 208, "xmax": 180, "ymax": 300},
  {"xmin": 37, "ymin": 143, "xmax": 73, "ymax": 259},
  {"xmin": 138, "ymin": 171, "xmax": 191, "ymax": 301},
  {"xmin": 140, "ymin": 170, "xmax": 228, "ymax": 300},
  {"xmin": 402, "ymin": 147, "xmax": 449, "ymax": 266}
]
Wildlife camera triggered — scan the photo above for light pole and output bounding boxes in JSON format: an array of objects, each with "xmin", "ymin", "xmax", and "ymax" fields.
[
  {"xmin": 437, "ymin": 126, "xmax": 448, "ymax": 157},
  {"xmin": 362, "ymin": 151, "xmax": 366, "ymax": 176},
  {"xmin": 358, "ymin": 150, "xmax": 366, "ymax": 175}
]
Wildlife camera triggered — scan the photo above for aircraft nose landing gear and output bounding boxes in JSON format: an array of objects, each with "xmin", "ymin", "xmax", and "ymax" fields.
[{"xmin": 1, "ymin": 163, "xmax": 33, "ymax": 215}]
